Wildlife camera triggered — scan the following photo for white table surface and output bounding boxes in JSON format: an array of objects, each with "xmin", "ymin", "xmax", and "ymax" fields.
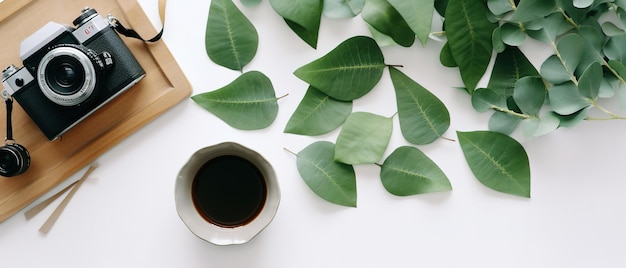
[{"xmin": 1, "ymin": 0, "xmax": 625, "ymax": 267}]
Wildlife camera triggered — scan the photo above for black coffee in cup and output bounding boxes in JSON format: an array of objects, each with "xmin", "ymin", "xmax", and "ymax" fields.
[{"xmin": 191, "ymin": 155, "xmax": 267, "ymax": 228}]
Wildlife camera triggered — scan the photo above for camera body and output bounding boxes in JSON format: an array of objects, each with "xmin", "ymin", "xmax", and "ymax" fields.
[{"xmin": 1, "ymin": 8, "xmax": 145, "ymax": 141}]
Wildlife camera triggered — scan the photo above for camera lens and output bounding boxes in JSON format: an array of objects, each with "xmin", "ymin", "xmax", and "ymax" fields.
[
  {"xmin": 37, "ymin": 45, "xmax": 103, "ymax": 106},
  {"xmin": 46, "ymin": 57, "xmax": 86, "ymax": 95},
  {"xmin": 0, "ymin": 143, "xmax": 30, "ymax": 177}
]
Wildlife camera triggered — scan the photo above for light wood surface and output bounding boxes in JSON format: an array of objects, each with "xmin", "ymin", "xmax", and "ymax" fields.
[{"xmin": 0, "ymin": 0, "xmax": 191, "ymax": 222}]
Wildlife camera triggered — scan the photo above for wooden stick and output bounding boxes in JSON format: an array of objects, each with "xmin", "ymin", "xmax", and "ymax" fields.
[
  {"xmin": 24, "ymin": 180, "xmax": 79, "ymax": 220},
  {"xmin": 39, "ymin": 163, "xmax": 99, "ymax": 234}
]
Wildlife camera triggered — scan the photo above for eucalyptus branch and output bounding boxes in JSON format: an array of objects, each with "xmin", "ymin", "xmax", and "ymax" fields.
[
  {"xmin": 557, "ymin": 7, "xmax": 579, "ymax": 29},
  {"xmin": 491, "ymin": 105, "xmax": 534, "ymax": 119},
  {"xmin": 550, "ymin": 41, "xmax": 579, "ymax": 86}
]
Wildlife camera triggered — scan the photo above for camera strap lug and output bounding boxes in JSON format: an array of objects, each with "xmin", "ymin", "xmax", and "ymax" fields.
[
  {"xmin": 107, "ymin": 15, "xmax": 164, "ymax": 43},
  {"xmin": 4, "ymin": 96, "xmax": 14, "ymax": 144}
]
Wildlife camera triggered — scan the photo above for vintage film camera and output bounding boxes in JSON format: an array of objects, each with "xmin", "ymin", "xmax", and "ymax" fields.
[
  {"xmin": 1, "ymin": 7, "xmax": 145, "ymax": 141},
  {"xmin": 0, "ymin": 7, "xmax": 146, "ymax": 177}
]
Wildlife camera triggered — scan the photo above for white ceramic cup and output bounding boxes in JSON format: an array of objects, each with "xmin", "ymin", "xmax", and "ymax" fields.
[{"xmin": 175, "ymin": 142, "xmax": 280, "ymax": 245}]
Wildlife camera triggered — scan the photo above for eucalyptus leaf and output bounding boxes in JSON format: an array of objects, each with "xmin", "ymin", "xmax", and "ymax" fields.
[
  {"xmin": 472, "ymin": 87, "xmax": 507, "ymax": 112},
  {"xmin": 206, "ymin": 0, "xmax": 259, "ymax": 71},
  {"xmin": 323, "ymin": 0, "xmax": 365, "ymax": 18},
  {"xmin": 573, "ymin": 0, "xmax": 593, "ymax": 8},
  {"xmin": 577, "ymin": 61, "xmax": 602, "ymax": 99},
  {"xmin": 444, "ymin": 0, "xmax": 497, "ymax": 91},
  {"xmin": 511, "ymin": 0, "xmax": 557, "ymax": 22},
  {"xmin": 270, "ymin": 0, "xmax": 322, "ymax": 48},
  {"xmin": 457, "ymin": 131, "xmax": 531, "ymax": 198},
  {"xmin": 601, "ymin": 21, "xmax": 625, "ymax": 36},
  {"xmin": 284, "ymin": 86, "xmax": 353, "ymax": 136},
  {"xmin": 191, "ymin": 71, "xmax": 279, "ymax": 130},
  {"xmin": 548, "ymin": 82, "xmax": 591, "ymax": 115},
  {"xmin": 294, "ymin": 36, "xmax": 386, "ymax": 101},
  {"xmin": 520, "ymin": 113, "xmax": 560, "ymax": 138},
  {"xmin": 540, "ymin": 55, "xmax": 572, "ymax": 84},
  {"xmin": 390, "ymin": 67, "xmax": 450, "ymax": 145},
  {"xmin": 240, "ymin": 0, "xmax": 262, "ymax": 7},
  {"xmin": 387, "ymin": 0, "xmax": 434, "ymax": 46},
  {"xmin": 488, "ymin": 111, "xmax": 523, "ymax": 135},
  {"xmin": 296, "ymin": 141, "xmax": 357, "ymax": 207},
  {"xmin": 512, "ymin": 76, "xmax": 546, "ymax": 116},
  {"xmin": 368, "ymin": 24, "xmax": 399, "ymax": 47},
  {"xmin": 487, "ymin": 0, "xmax": 515, "ymax": 15},
  {"xmin": 361, "ymin": 0, "xmax": 415, "ymax": 47},
  {"xmin": 604, "ymin": 34, "xmax": 626, "ymax": 62},
  {"xmin": 335, "ymin": 112, "xmax": 393, "ymax": 165},
  {"xmin": 500, "ymin": 22, "xmax": 526, "ymax": 46},
  {"xmin": 492, "ymin": 28, "xmax": 505, "ymax": 53},
  {"xmin": 380, "ymin": 146, "xmax": 452, "ymax": 196},
  {"xmin": 554, "ymin": 108, "xmax": 589, "ymax": 128}
]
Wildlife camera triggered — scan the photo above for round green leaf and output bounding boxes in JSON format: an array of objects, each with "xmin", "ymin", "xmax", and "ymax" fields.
[
  {"xmin": 270, "ymin": 0, "xmax": 322, "ymax": 48},
  {"xmin": 206, "ymin": 0, "xmax": 259, "ymax": 71},
  {"xmin": 444, "ymin": 0, "xmax": 497, "ymax": 91},
  {"xmin": 573, "ymin": 0, "xmax": 593, "ymax": 8},
  {"xmin": 511, "ymin": 0, "xmax": 556, "ymax": 22},
  {"xmin": 548, "ymin": 82, "xmax": 590, "ymax": 115},
  {"xmin": 488, "ymin": 111, "xmax": 522, "ymax": 135},
  {"xmin": 457, "ymin": 131, "xmax": 531, "ymax": 198},
  {"xmin": 500, "ymin": 22, "xmax": 526, "ymax": 46},
  {"xmin": 520, "ymin": 113, "xmax": 560, "ymax": 138},
  {"xmin": 361, "ymin": 0, "xmax": 415, "ymax": 47},
  {"xmin": 297, "ymin": 141, "xmax": 357, "ymax": 207},
  {"xmin": 487, "ymin": 0, "xmax": 514, "ymax": 15},
  {"xmin": 554, "ymin": 108, "xmax": 589, "ymax": 128},
  {"xmin": 293, "ymin": 36, "xmax": 386, "ymax": 101},
  {"xmin": 323, "ymin": 0, "xmax": 365, "ymax": 18},
  {"xmin": 284, "ymin": 86, "xmax": 352, "ymax": 136},
  {"xmin": 604, "ymin": 34, "xmax": 626, "ymax": 62},
  {"xmin": 471, "ymin": 87, "xmax": 507, "ymax": 112},
  {"xmin": 492, "ymin": 27, "xmax": 505, "ymax": 53},
  {"xmin": 540, "ymin": 55, "xmax": 572, "ymax": 84},
  {"xmin": 577, "ymin": 61, "xmax": 602, "ymax": 99},
  {"xmin": 335, "ymin": 112, "xmax": 393, "ymax": 165},
  {"xmin": 512, "ymin": 76, "xmax": 546, "ymax": 116},
  {"xmin": 191, "ymin": 71, "xmax": 279, "ymax": 130},
  {"xmin": 380, "ymin": 146, "xmax": 452, "ymax": 196},
  {"xmin": 390, "ymin": 67, "xmax": 450, "ymax": 145}
]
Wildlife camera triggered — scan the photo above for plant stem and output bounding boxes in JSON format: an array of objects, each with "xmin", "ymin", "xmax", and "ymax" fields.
[
  {"xmin": 283, "ymin": 148, "xmax": 298, "ymax": 157},
  {"xmin": 558, "ymin": 7, "xmax": 579, "ymax": 29},
  {"xmin": 491, "ymin": 105, "xmax": 534, "ymax": 119},
  {"xmin": 588, "ymin": 99, "xmax": 626, "ymax": 120}
]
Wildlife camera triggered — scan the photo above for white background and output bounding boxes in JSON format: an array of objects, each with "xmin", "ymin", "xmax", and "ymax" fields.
[{"xmin": 1, "ymin": 0, "xmax": 625, "ymax": 267}]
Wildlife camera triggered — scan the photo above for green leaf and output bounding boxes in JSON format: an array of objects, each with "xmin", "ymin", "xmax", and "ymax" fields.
[
  {"xmin": 206, "ymin": 0, "xmax": 259, "ymax": 71},
  {"xmin": 294, "ymin": 36, "xmax": 386, "ymax": 101},
  {"xmin": 511, "ymin": 0, "xmax": 557, "ymax": 22},
  {"xmin": 389, "ymin": 67, "xmax": 450, "ymax": 144},
  {"xmin": 492, "ymin": 28, "xmax": 505, "ymax": 53},
  {"xmin": 440, "ymin": 42, "xmax": 458, "ymax": 67},
  {"xmin": 488, "ymin": 46, "xmax": 539, "ymax": 95},
  {"xmin": 444, "ymin": 0, "xmax": 497, "ymax": 91},
  {"xmin": 520, "ymin": 113, "xmax": 560, "ymax": 138},
  {"xmin": 297, "ymin": 141, "xmax": 357, "ymax": 207},
  {"xmin": 608, "ymin": 59, "xmax": 626, "ymax": 81},
  {"xmin": 457, "ymin": 131, "xmax": 531, "ymax": 198},
  {"xmin": 191, "ymin": 71, "xmax": 278, "ymax": 130},
  {"xmin": 270, "ymin": 0, "xmax": 322, "ymax": 48},
  {"xmin": 548, "ymin": 82, "xmax": 590, "ymax": 115},
  {"xmin": 367, "ymin": 24, "xmax": 399, "ymax": 47},
  {"xmin": 488, "ymin": 111, "xmax": 523, "ymax": 135},
  {"xmin": 604, "ymin": 34, "xmax": 626, "ymax": 62},
  {"xmin": 380, "ymin": 146, "xmax": 452, "ymax": 196},
  {"xmin": 284, "ymin": 86, "xmax": 353, "ymax": 136},
  {"xmin": 323, "ymin": 0, "xmax": 365, "ymax": 18},
  {"xmin": 472, "ymin": 87, "xmax": 507, "ymax": 112},
  {"xmin": 512, "ymin": 76, "xmax": 546, "ymax": 116},
  {"xmin": 554, "ymin": 108, "xmax": 589, "ymax": 128},
  {"xmin": 335, "ymin": 112, "xmax": 393, "ymax": 165},
  {"xmin": 500, "ymin": 22, "xmax": 526, "ymax": 46},
  {"xmin": 240, "ymin": 0, "xmax": 262, "ymax": 7},
  {"xmin": 577, "ymin": 61, "xmax": 602, "ymax": 99},
  {"xmin": 388, "ymin": 0, "xmax": 434, "ymax": 46},
  {"xmin": 541, "ymin": 34, "xmax": 586, "ymax": 84},
  {"xmin": 361, "ymin": 0, "xmax": 415, "ymax": 47},
  {"xmin": 487, "ymin": 0, "xmax": 515, "ymax": 15}
]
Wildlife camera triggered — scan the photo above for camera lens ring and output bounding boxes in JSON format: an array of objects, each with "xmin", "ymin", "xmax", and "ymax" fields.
[
  {"xmin": 37, "ymin": 45, "xmax": 102, "ymax": 106},
  {"xmin": 0, "ymin": 143, "xmax": 31, "ymax": 177}
]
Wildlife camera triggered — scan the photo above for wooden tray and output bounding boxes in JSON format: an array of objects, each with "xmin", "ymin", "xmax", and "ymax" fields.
[{"xmin": 0, "ymin": 0, "xmax": 192, "ymax": 222}]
